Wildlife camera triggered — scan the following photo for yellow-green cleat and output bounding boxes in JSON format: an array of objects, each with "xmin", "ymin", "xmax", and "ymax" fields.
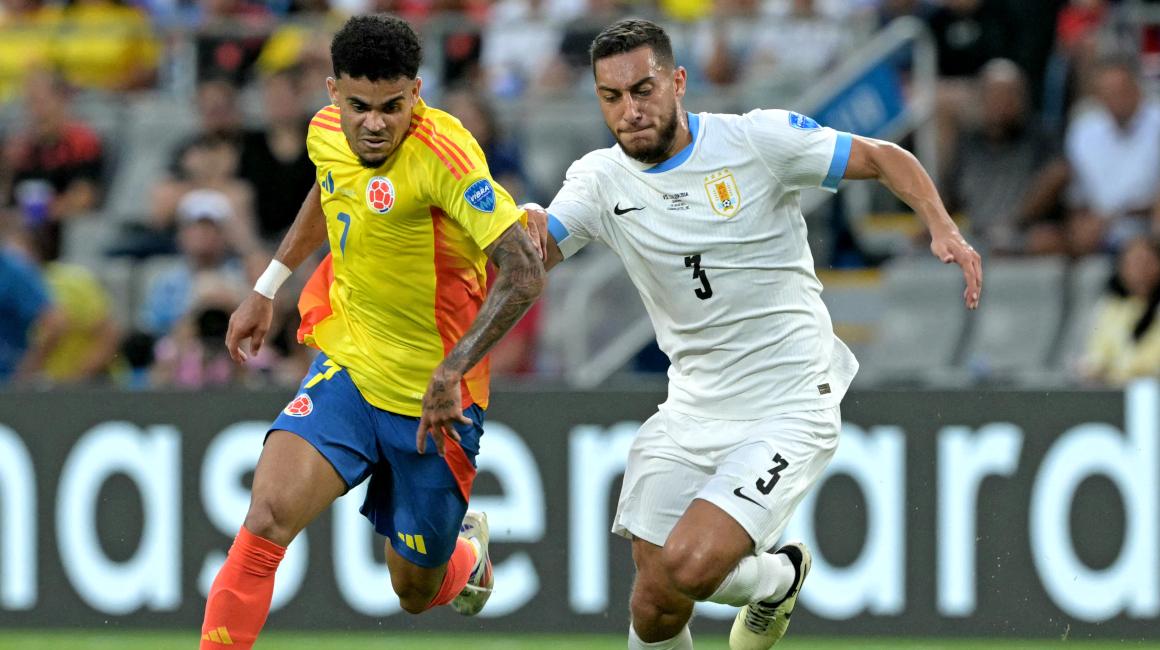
[
  {"xmin": 451, "ymin": 511, "xmax": 493, "ymax": 616},
  {"xmin": 729, "ymin": 542, "xmax": 811, "ymax": 650}
]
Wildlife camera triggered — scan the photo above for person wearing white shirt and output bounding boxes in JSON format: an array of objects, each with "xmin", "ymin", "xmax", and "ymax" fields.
[
  {"xmin": 531, "ymin": 19, "xmax": 981, "ymax": 650},
  {"xmin": 1064, "ymin": 56, "xmax": 1160, "ymax": 254}
]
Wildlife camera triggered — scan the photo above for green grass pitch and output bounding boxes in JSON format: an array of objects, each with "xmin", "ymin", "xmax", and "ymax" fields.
[{"xmin": 2, "ymin": 632, "xmax": 1160, "ymax": 649}]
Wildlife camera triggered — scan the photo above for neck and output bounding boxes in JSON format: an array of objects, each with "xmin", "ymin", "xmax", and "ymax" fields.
[{"xmin": 660, "ymin": 112, "xmax": 692, "ymax": 162}]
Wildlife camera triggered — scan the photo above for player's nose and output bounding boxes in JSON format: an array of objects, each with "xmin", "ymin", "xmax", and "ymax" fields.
[{"xmin": 364, "ymin": 110, "xmax": 387, "ymax": 132}]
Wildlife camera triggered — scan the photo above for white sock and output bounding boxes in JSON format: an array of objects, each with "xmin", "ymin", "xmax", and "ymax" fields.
[
  {"xmin": 628, "ymin": 624, "xmax": 693, "ymax": 650},
  {"xmin": 707, "ymin": 552, "xmax": 796, "ymax": 606}
]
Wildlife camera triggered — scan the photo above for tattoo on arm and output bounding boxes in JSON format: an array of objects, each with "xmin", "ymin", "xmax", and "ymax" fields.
[{"xmin": 441, "ymin": 224, "xmax": 547, "ymax": 375}]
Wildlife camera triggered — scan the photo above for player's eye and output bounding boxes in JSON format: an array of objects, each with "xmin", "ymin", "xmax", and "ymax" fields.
[
  {"xmin": 636, "ymin": 87, "xmax": 653, "ymax": 97},
  {"xmin": 602, "ymin": 94, "xmax": 617, "ymax": 103}
]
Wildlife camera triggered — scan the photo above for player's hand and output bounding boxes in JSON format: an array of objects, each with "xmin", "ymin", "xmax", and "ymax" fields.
[
  {"xmin": 225, "ymin": 292, "xmax": 274, "ymax": 363},
  {"xmin": 520, "ymin": 202, "xmax": 549, "ymax": 261},
  {"xmin": 417, "ymin": 365, "xmax": 471, "ymax": 457},
  {"xmin": 931, "ymin": 226, "xmax": 982, "ymax": 310}
]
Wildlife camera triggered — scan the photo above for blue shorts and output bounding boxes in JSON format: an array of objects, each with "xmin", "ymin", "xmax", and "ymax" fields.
[{"xmin": 270, "ymin": 353, "xmax": 483, "ymax": 568}]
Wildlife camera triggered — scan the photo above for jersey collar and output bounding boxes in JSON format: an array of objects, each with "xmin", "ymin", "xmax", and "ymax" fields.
[{"xmin": 643, "ymin": 112, "xmax": 699, "ymax": 174}]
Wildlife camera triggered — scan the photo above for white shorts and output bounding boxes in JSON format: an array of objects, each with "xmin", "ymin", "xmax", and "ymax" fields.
[{"xmin": 612, "ymin": 405, "xmax": 840, "ymax": 554}]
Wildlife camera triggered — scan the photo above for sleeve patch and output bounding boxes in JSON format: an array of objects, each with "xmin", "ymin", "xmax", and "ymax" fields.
[
  {"xmin": 464, "ymin": 179, "xmax": 496, "ymax": 213},
  {"xmin": 788, "ymin": 112, "xmax": 820, "ymax": 130}
]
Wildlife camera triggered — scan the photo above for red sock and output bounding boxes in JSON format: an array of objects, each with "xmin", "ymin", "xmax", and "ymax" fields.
[
  {"xmin": 200, "ymin": 527, "xmax": 286, "ymax": 649},
  {"xmin": 427, "ymin": 537, "xmax": 478, "ymax": 609}
]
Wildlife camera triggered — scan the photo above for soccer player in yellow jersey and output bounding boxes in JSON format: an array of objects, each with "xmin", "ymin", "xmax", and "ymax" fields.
[{"xmin": 198, "ymin": 15, "xmax": 545, "ymax": 650}]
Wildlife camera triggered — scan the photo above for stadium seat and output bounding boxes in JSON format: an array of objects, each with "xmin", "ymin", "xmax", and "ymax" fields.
[
  {"xmin": 858, "ymin": 257, "xmax": 969, "ymax": 385},
  {"xmin": 958, "ymin": 257, "xmax": 1067, "ymax": 380}
]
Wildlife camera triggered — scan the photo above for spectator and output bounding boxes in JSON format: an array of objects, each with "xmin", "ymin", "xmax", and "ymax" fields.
[
  {"xmin": 538, "ymin": 0, "xmax": 627, "ymax": 93},
  {"xmin": 0, "ymin": 212, "xmax": 63, "ymax": 384},
  {"xmin": 926, "ymin": 0, "xmax": 1012, "ymax": 79},
  {"xmin": 0, "ymin": 72, "xmax": 103, "ymax": 261},
  {"xmin": 1081, "ymin": 236, "xmax": 1160, "ymax": 385},
  {"xmin": 151, "ymin": 132, "xmax": 257, "ymax": 247},
  {"xmin": 1065, "ymin": 56, "xmax": 1160, "ymax": 255},
  {"xmin": 51, "ymin": 0, "xmax": 160, "ymax": 92},
  {"xmin": 151, "ymin": 272, "xmax": 262, "ymax": 388},
  {"xmin": 693, "ymin": 0, "xmax": 765, "ymax": 87},
  {"xmin": 195, "ymin": 0, "xmax": 272, "ymax": 84},
  {"xmin": 443, "ymin": 86, "xmax": 532, "ymax": 202},
  {"xmin": 0, "ymin": 0, "xmax": 53, "ymax": 103},
  {"xmin": 944, "ymin": 59, "xmax": 1068, "ymax": 255},
  {"xmin": 481, "ymin": 0, "xmax": 562, "ymax": 97},
  {"xmin": 237, "ymin": 69, "xmax": 316, "ymax": 244},
  {"xmin": 139, "ymin": 188, "xmax": 251, "ymax": 338},
  {"xmin": 746, "ymin": 0, "xmax": 847, "ymax": 84},
  {"xmin": 7, "ymin": 223, "xmax": 120, "ymax": 384}
]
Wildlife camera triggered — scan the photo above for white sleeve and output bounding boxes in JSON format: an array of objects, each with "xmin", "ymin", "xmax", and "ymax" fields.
[
  {"xmin": 547, "ymin": 157, "xmax": 605, "ymax": 259},
  {"xmin": 743, "ymin": 109, "xmax": 852, "ymax": 193}
]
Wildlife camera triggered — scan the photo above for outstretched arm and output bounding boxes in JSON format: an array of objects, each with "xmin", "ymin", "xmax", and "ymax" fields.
[
  {"xmin": 417, "ymin": 223, "xmax": 546, "ymax": 455},
  {"xmin": 844, "ymin": 136, "xmax": 982, "ymax": 309},
  {"xmin": 225, "ymin": 182, "xmax": 327, "ymax": 362}
]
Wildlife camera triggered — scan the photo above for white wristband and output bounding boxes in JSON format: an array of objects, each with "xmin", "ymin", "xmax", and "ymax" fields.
[{"xmin": 254, "ymin": 260, "xmax": 292, "ymax": 299}]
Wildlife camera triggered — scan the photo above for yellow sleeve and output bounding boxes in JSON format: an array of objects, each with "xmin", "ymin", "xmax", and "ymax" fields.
[{"xmin": 423, "ymin": 123, "xmax": 523, "ymax": 251}]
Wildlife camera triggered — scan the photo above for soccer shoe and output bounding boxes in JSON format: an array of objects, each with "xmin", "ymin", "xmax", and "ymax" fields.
[
  {"xmin": 451, "ymin": 510, "xmax": 494, "ymax": 616},
  {"xmin": 729, "ymin": 542, "xmax": 812, "ymax": 650}
]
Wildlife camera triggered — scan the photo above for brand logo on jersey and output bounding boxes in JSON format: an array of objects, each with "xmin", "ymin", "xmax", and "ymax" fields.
[
  {"xmin": 366, "ymin": 176, "xmax": 396, "ymax": 214},
  {"xmin": 704, "ymin": 169, "xmax": 741, "ymax": 217},
  {"xmin": 464, "ymin": 179, "xmax": 496, "ymax": 213},
  {"xmin": 321, "ymin": 170, "xmax": 335, "ymax": 194},
  {"xmin": 284, "ymin": 394, "xmax": 313, "ymax": 417},
  {"xmin": 788, "ymin": 112, "xmax": 820, "ymax": 130}
]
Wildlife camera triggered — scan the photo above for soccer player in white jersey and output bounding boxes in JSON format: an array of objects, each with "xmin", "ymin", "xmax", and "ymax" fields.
[{"xmin": 533, "ymin": 19, "xmax": 983, "ymax": 650}]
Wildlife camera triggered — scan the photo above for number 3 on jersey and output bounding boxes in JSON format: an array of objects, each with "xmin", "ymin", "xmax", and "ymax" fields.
[
  {"xmin": 684, "ymin": 254, "xmax": 713, "ymax": 300},
  {"xmin": 337, "ymin": 212, "xmax": 352, "ymax": 255}
]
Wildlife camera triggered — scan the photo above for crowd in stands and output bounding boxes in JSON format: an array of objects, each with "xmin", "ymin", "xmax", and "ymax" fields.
[{"xmin": 3, "ymin": 0, "xmax": 1160, "ymax": 389}]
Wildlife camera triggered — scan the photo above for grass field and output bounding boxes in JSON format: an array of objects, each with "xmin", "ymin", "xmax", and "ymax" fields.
[{"xmin": 2, "ymin": 632, "xmax": 1160, "ymax": 649}]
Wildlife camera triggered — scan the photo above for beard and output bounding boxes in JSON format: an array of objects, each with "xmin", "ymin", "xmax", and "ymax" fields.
[
  {"xmin": 617, "ymin": 105, "xmax": 680, "ymax": 164},
  {"xmin": 357, "ymin": 153, "xmax": 386, "ymax": 169}
]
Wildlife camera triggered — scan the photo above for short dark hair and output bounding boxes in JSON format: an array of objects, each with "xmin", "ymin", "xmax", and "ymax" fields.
[
  {"xmin": 331, "ymin": 14, "xmax": 422, "ymax": 82},
  {"xmin": 590, "ymin": 19, "xmax": 674, "ymax": 71}
]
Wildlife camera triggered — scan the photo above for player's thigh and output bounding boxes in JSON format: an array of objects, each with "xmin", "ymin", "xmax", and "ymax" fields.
[
  {"xmin": 365, "ymin": 404, "xmax": 485, "ymax": 570},
  {"xmin": 698, "ymin": 405, "xmax": 841, "ymax": 554},
  {"xmin": 251, "ymin": 354, "xmax": 381, "ymax": 543},
  {"xmin": 613, "ymin": 410, "xmax": 713, "ymax": 548}
]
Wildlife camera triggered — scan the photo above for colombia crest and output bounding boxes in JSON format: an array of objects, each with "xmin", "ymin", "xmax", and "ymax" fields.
[{"xmin": 366, "ymin": 176, "xmax": 396, "ymax": 214}]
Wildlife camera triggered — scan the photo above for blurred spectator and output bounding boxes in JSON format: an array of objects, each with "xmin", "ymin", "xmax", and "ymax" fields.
[
  {"xmin": 926, "ymin": 0, "xmax": 1012, "ymax": 79},
  {"xmin": 51, "ymin": 0, "xmax": 160, "ymax": 92},
  {"xmin": 944, "ymin": 59, "xmax": 1068, "ymax": 255},
  {"xmin": 0, "ymin": 213, "xmax": 63, "ymax": 384},
  {"xmin": 1043, "ymin": 0, "xmax": 1109, "ymax": 130},
  {"xmin": 481, "ymin": 0, "xmax": 562, "ymax": 98},
  {"xmin": 0, "ymin": 0, "xmax": 53, "ymax": 103},
  {"xmin": 444, "ymin": 86, "xmax": 532, "ymax": 202},
  {"xmin": 0, "ymin": 72, "xmax": 103, "ymax": 261},
  {"xmin": 196, "ymin": 0, "xmax": 272, "ymax": 84},
  {"xmin": 538, "ymin": 0, "xmax": 627, "ymax": 93},
  {"xmin": 237, "ymin": 69, "xmax": 316, "ymax": 244},
  {"xmin": 151, "ymin": 272, "xmax": 265, "ymax": 388},
  {"xmin": 152, "ymin": 132, "xmax": 257, "ymax": 245},
  {"xmin": 7, "ymin": 224, "xmax": 119, "ymax": 384},
  {"xmin": 139, "ymin": 189, "xmax": 251, "ymax": 338},
  {"xmin": 693, "ymin": 0, "xmax": 765, "ymax": 87},
  {"xmin": 747, "ymin": 0, "xmax": 847, "ymax": 83},
  {"xmin": 1065, "ymin": 56, "xmax": 1160, "ymax": 255},
  {"xmin": 1081, "ymin": 237, "xmax": 1160, "ymax": 385}
]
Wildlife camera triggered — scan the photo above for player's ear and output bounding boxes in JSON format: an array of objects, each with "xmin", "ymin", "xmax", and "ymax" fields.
[
  {"xmin": 673, "ymin": 66, "xmax": 687, "ymax": 99},
  {"xmin": 412, "ymin": 76, "xmax": 423, "ymax": 101},
  {"xmin": 325, "ymin": 77, "xmax": 339, "ymax": 106}
]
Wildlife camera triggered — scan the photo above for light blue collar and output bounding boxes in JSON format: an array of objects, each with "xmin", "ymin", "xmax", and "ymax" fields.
[{"xmin": 643, "ymin": 112, "xmax": 699, "ymax": 174}]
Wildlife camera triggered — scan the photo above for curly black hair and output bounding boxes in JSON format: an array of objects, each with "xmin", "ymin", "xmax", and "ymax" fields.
[
  {"xmin": 331, "ymin": 14, "xmax": 422, "ymax": 82},
  {"xmin": 589, "ymin": 19, "xmax": 674, "ymax": 72}
]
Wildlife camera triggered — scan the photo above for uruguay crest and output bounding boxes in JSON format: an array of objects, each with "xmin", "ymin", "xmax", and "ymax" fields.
[{"xmin": 704, "ymin": 170, "xmax": 741, "ymax": 217}]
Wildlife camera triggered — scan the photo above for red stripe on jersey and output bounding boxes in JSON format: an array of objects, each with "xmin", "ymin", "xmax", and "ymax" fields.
[
  {"xmin": 320, "ymin": 106, "xmax": 340, "ymax": 115},
  {"xmin": 408, "ymin": 128, "xmax": 462, "ymax": 180},
  {"xmin": 297, "ymin": 254, "xmax": 335, "ymax": 346},
  {"xmin": 430, "ymin": 207, "xmax": 489, "ymax": 415},
  {"xmin": 310, "ymin": 120, "xmax": 342, "ymax": 132},
  {"xmin": 410, "ymin": 117, "xmax": 473, "ymax": 175},
  {"xmin": 314, "ymin": 112, "xmax": 341, "ymax": 124}
]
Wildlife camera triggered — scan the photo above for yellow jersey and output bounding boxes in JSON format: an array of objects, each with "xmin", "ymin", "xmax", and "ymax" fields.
[{"xmin": 298, "ymin": 99, "xmax": 523, "ymax": 416}]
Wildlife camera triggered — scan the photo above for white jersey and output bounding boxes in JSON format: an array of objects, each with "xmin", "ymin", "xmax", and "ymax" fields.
[{"xmin": 548, "ymin": 109, "xmax": 859, "ymax": 420}]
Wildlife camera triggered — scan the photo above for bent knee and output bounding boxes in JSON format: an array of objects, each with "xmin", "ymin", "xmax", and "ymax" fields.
[
  {"xmin": 243, "ymin": 499, "xmax": 296, "ymax": 546},
  {"xmin": 393, "ymin": 581, "xmax": 439, "ymax": 615},
  {"xmin": 661, "ymin": 544, "xmax": 727, "ymax": 600}
]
